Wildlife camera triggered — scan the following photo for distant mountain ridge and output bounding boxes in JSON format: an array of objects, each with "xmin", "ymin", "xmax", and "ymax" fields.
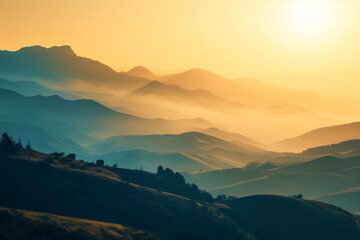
[
  {"xmin": 128, "ymin": 80, "xmax": 228, "ymax": 108},
  {"xmin": 0, "ymin": 87, "xmax": 219, "ymax": 152},
  {"xmin": 188, "ymin": 154, "xmax": 360, "ymax": 213},
  {"xmin": 273, "ymin": 122, "xmax": 360, "ymax": 152},
  {"xmin": 0, "ymin": 45, "xmax": 150, "ymax": 90},
  {"xmin": 127, "ymin": 66, "xmax": 157, "ymax": 79},
  {"xmin": 89, "ymin": 131, "xmax": 268, "ymax": 170}
]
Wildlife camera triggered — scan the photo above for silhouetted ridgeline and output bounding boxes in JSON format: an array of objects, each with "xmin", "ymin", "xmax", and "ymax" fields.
[{"xmin": 1, "ymin": 132, "xmax": 360, "ymax": 240}]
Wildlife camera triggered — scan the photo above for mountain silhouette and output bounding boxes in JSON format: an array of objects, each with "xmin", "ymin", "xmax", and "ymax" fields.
[
  {"xmin": 128, "ymin": 80, "xmax": 228, "ymax": 108},
  {"xmin": 0, "ymin": 45, "xmax": 150, "ymax": 90},
  {"xmin": 161, "ymin": 68, "xmax": 249, "ymax": 101},
  {"xmin": 127, "ymin": 66, "xmax": 157, "ymax": 79}
]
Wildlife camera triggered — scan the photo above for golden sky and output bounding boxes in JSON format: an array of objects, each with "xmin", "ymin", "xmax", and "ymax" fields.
[{"xmin": 1, "ymin": 0, "xmax": 360, "ymax": 98}]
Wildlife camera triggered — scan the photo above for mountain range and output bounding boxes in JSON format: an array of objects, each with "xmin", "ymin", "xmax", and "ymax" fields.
[{"xmin": 1, "ymin": 45, "xmax": 353, "ymax": 143}]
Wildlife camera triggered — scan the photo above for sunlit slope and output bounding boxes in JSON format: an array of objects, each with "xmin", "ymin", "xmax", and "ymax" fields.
[
  {"xmin": 273, "ymin": 122, "xmax": 360, "ymax": 152},
  {"xmin": 302, "ymin": 139, "xmax": 360, "ymax": 157},
  {"xmin": 0, "ymin": 207, "xmax": 162, "ymax": 240},
  {"xmin": 189, "ymin": 127, "xmax": 265, "ymax": 149},
  {"xmin": 224, "ymin": 195, "xmax": 360, "ymax": 240}
]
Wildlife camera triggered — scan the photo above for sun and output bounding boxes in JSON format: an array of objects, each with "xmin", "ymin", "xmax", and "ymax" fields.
[{"xmin": 290, "ymin": 0, "xmax": 331, "ymax": 34}]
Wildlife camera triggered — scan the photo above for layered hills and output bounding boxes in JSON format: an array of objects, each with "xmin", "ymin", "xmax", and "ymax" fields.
[
  {"xmin": 0, "ymin": 144, "xmax": 359, "ymax": 240},
  {"xmin": 0, "ymin": 87, "xmax": 217, "ymax": 149},
  {"xmin": 187, "ymin": 153, "xmax": 360, "ymax": 213}
]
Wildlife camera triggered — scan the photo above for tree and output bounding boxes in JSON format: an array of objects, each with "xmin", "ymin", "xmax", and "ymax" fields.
[
  {"xmin": 0, "ymin": 133, "xmax": 17, "ymax": 155},
  {"xmin": 96, "ymin": 159, "xmax": 104, "ymax": 166},
  {"xmin": 113, "ymin": 164, "xmax": 118, "ymax": 168},
  {"xmin": 25, "ymin": 142, "xmax": 32, "ymax": 151},
  {"xmin": 16, "ymin": 137, "xmax": 23, "ymax": 149},
  {"xmin": 157, "ymin": 165, "xmax": 164, "ymax": 175},
  {"xmin": 216, "ymin": 194, "xmax": 227, "ymax": 201},
  {"xmin": 66, "ymin": 153, "xmax": 76, "ymax": 160}
]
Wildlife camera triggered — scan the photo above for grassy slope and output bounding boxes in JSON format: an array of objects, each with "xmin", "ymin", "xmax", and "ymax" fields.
[{"xmin": 0, "ymin": 207, "xmax": 162, "ymax": 240}]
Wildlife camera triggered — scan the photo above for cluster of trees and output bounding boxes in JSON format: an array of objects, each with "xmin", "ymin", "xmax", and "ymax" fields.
[
  {"xmin": 157, "ymin": 166, "xmax": 186, "ymax": 184},
  {"xmin": 289, "ymin": 194, "xmax": 303, "ymax": 199},
  {"xmin": 50, "ymin": 152, "xmax": 76, "ymax": 160},
  {"xmin": 0, "ymin": 132, "xmax": 32, "ymax": 156},
  {"xmin": 216, "ymin": 194, "xmax": 236, "ymax": 201},
  {"xmin": 156, "ymin": 165, "xmax": 213, "ymax": 202}
]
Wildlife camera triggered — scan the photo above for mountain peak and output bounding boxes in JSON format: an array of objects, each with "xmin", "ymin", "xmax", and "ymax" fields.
[
  {"xmin": 127, "ymin": 66, "xmax": 156, "ymax": 80},
  {"xmin": 48, "ymin": 45, "xmax": 76, "ymax": 56},
  {"xmin": 17, "ymin": 45, "xmax": 76, "ymax": 56}
]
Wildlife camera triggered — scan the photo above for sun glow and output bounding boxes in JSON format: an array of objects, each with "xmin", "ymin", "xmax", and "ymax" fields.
[{"xmin": 290, "ymin": 0, "xmax": 331, "ymax": 34}]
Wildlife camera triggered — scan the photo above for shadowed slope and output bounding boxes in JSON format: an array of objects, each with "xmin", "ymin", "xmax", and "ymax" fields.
[{"xmin": 224, "ymin": 195, "xmax": 360, "ymax": 240}]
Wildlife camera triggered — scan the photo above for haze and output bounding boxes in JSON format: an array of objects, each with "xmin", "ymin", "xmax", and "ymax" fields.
[{"xmin": 2, "ymin": 0, "xmax": 360, "ymax": 98}]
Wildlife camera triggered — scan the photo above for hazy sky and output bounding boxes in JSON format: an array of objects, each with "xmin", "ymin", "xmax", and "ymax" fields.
[{"xmin": 1, "ymin": 0, "xmax": 360, "ymax": 98}]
